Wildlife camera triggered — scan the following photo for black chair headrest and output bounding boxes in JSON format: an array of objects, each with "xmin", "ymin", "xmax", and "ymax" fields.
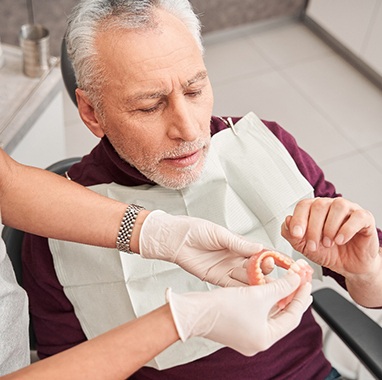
[{"xmin": 60, "ymin": 37, "xmax": 78, "ymax": 107}]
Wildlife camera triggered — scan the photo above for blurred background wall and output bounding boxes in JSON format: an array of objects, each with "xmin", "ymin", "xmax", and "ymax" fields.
[{"xmin": 0, "ymin": 0, "xmax": 306, "ymax": 56}]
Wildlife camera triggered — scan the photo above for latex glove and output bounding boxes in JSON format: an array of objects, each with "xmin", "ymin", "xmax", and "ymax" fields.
[
  {"xmin": 139, "ymin": 210, "xmax": 263, "ymax": 286},
  {"xmin": 166, "ymin": 271, "xmax": 312, "ymax": 356}
]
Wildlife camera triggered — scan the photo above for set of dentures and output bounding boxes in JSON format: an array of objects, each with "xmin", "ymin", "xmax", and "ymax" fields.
[{"xmin": 247, "ymin": 249, "xmax": 313, "ymax": 310}]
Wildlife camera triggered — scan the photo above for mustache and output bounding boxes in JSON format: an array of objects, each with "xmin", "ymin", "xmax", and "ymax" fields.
[{"xmin": 160, "ymin": 138, "xmax": 208, "ymax": 160}]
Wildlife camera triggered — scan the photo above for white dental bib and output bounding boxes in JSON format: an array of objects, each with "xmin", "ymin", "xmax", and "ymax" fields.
[{"xmin": 49, "ymin": 112, "xmax": 322, "ymax": 370}]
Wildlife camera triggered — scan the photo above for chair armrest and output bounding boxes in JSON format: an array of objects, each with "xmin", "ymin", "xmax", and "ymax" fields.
[{"xmin": 312, "ymin": 288, "xmax": 382, "ymax": 380}]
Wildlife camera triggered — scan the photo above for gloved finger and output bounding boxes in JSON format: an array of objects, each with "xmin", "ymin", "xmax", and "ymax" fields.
[
  {"xmin": 274, "ymin": 282, "xmax": 312, "ymax": 320},
  {"xmin": 221, "ymin": 277, "xmax": 249, "ymax": 287},
  {"xmin": 202, "ymin": 268, "xmax": 248, "ymax": 288},
  {"xmin": 228, "ymin": 236, "xmax": 263, "ymax": 257},
  {"xmin": 265, "ymin": 271, "xmax": 301, "ymax": 304},
  {"xmin": 229, "ymin": 266, "xmax": 251, "ymax": 286},
  {"xmin": 212, "ymin": 226, "xmax": 263, "ymax": 256},
  {"xmin": 266, "ymin": 283, "xmax": 312, "ymax": 342},
  {"xmin": 206, "ymin": 268, "xmax": 249, "ymax": 287},
  {"xmin": 242, "ymin": 256, "xmax": 274, "ymax": 272},
  {"xmin": 260, "ymin": 256, "xmax": 275, "ymax": 275}
]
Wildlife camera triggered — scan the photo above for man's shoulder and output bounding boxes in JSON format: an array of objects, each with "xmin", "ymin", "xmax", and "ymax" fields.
[{"xmin": 67, "ymin": 145, "xmax": 113, "ymax": 187}]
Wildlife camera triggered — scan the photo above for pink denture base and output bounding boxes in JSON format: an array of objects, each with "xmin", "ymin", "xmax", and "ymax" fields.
[{"xmin": 247, "ymin": 249, "xmax": 313, "ymax": 310}]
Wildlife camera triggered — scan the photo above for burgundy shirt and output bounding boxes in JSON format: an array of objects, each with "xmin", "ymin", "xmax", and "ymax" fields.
[{"xmin": 22, "ymin": 117, "xmax": 382, "ymax": 379}]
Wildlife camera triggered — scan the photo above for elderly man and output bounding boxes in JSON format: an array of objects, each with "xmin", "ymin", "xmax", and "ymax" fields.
[{"xmin": 23, "ymin": 0, "xmax": 382, "ymax": 379}]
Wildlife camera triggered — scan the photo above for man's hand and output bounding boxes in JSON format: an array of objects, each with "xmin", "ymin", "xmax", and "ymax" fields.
[
  {"xmin": 166, "ymin": 272, "xmax": 312, "ymax": 356},
  {"xmin": 281, "ymin": 197, "xmax": 382, "ymax": 306},
  {"xmin": 138, "ymin": 210, "xmax": 263, "ymax": 287}
]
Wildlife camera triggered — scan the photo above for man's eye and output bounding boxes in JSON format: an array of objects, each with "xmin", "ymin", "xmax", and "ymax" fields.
[
  {"xmin": 140, "ymin": 106, "xmax": 159, "ymax": 113},
  {"xmin": 139, "ymin": 103, "xmax": 162, "ymax": 113},
  {"xmin": 186, "ymin": 90, "xmax": 202, "ymax": 97}
]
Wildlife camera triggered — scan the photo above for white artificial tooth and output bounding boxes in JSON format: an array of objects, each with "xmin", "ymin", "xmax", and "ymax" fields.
[{"xmin": 290, "ymin": 262, "xmax": 300, "ymax": 272}]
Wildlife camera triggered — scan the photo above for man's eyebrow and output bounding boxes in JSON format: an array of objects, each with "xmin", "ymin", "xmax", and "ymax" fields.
[
  {"xmin": 133, "ymin": 91, "xmax": 165, "ymax": 101},
  {"xmin": 125, "ymin": 70, "xmax": 208, "ymax": 105},
  {"xmin": 183, "ymin": 70, "xmax": 208, "ymax": 88},
  {"xmin": 125, "ymin": 90, "xmax": 166, "ymax": 106}
]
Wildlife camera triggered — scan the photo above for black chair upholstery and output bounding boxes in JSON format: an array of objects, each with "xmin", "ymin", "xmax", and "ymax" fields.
[
  {"xmin": 1, "ymin": 157, "xmax": 81, "ymax": 352},
  {"xmin": 45, "ymin": 156, "xmax": 81, "ymax": 174},
  {"xmin": 312, "ymin": 287, "xmax": 382, "ymax": 379}
]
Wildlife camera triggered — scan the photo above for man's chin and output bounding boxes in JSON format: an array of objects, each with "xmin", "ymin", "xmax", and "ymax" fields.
[
  {"xmin": 150, "ymin": 172, "xmax": 202, "ymax": 190},
  {"xmin": 143, "ymin": 164, "xmax": 205, "ymax": 190}
]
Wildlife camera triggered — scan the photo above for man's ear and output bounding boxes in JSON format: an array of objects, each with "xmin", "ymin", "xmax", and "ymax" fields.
[{"xmin": 76, "ymin": 88, "xmax": 105, "ymax": 138}]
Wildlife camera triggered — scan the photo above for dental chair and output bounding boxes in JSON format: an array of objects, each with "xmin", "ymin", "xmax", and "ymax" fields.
[{"xmin": 312, "ymin": 286, "xmax": 382, "ymax": 379}]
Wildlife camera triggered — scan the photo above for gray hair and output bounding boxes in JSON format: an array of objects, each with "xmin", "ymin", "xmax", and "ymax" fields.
[{"xmin": 65, "ymin": 0, "xmax": 203, "ymax": 110}]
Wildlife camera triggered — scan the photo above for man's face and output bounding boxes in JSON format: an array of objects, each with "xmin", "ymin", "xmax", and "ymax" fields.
[{"xmin": 78, "ymin": 10, "xmax": 214, "ymax": 189}]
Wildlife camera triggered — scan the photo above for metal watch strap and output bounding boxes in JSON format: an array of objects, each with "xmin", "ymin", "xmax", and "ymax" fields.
[{"xmin": 116, "ymin": 204, "xmax": 145, "ymax": 254}]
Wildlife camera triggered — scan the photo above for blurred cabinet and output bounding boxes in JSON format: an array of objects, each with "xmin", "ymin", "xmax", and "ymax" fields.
[
  {"xmin": 306, "ymin": 0, "xmax": 382, "ymax": 78},
  {"xmin": 0, "ymin": 44, "xmax": 67, "ymax": 168}
]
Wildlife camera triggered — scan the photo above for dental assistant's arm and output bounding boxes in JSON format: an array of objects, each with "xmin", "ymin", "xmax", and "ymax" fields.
[
  {"xmin": 2, "ymin": 274, "xmax": 311, "ymax": 380},
  {"xmin": 0, "ymin": 149, "xmax": 263, "ymax": 287},
  {"xmin": 0, "ymin": 148, "xmax": 149, "ymax": 248},
  {"xmin": 2, "ymin": 304, "xmax": 177, "ymax": 380}
]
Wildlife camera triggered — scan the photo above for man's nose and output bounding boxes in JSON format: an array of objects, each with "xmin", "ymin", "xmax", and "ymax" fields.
[{"xmin": 166, "ymin": 97, "xmax": 200, "ymax": 141}]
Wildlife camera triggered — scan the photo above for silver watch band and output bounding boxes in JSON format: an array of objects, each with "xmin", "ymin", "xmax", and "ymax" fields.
[{"xmin": 116, "ymin": 204, "xmax": 145, "ymax": 254}]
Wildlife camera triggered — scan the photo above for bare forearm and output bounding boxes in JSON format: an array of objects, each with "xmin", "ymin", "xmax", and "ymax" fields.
[
  {"xmin": 0, "ymin": 150, "xmax": 141, "ymax": 248},
  {"xmin": 2, "ymin": 304, "xmax": 178, "ymax": 380},
  {"xmin": 346, "ymin": 246, "xmax": 382, "ymax": 308}
]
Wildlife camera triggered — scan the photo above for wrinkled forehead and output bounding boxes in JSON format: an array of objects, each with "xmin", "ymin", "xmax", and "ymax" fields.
[{"xmin": 94, "ymin": 10, "xmax": 204, "ymax": 95}]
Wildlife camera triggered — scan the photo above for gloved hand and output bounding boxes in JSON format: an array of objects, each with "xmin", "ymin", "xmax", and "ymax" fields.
[
  {"xmin": 139, "ymin": 210, "xmax": 263, "ymax": 286},
  {"xmin": 166, "ymin": 272, "xmax": 312, "ymax": 356}
]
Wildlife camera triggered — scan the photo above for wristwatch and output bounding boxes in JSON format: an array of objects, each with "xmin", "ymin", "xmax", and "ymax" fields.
[{"xmin": 116, "ymin": 204, "xmax": 145, "ymax": 254}]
